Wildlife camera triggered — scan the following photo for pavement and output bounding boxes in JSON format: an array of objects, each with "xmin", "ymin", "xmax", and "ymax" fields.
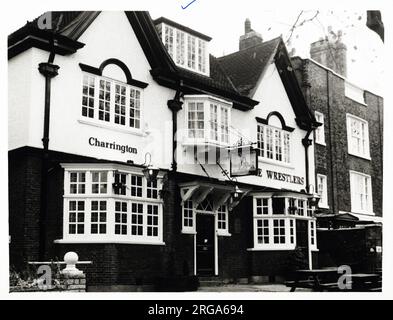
[{"xmin": 197, "ymin": 284, "xmax": 312, "ymax": 292}]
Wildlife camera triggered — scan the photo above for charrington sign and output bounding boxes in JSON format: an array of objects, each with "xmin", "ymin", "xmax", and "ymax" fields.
[{"xmin": 88, "ymin": 137, "xmax": 138, "ymax": 154}]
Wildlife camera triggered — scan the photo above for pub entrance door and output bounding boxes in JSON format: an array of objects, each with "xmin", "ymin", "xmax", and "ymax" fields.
[{"xmin": 196, "ymin": 214, "xmax": 215, "ymax": 276}]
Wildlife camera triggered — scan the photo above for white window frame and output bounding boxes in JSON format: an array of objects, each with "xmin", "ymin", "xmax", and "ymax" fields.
[
  {"xmin": 317, "ymin": 174, "xmax": 329, "ymax": 208},
  {"xmin": 58, "ymin": 164, "xmax": 164, "ymax": 245},
  {"xmin": 216, "ymin": 205, "xmax": 230, "ymax": 236},
  {"xmin": 80, "ymin": 73, "xmax": 143, "ymax": 134},
  {"xmin": 181, "ymin": 200, "xmax": 231, "ymax": 236},
  {"xmin": 251, "ymin": 194, "xmax": 317, "ymax": 251},
  {"xmin": 309, "ymin": 220, "xmax": 317, "ymax": 250},
  {"xmin": 257, "ymin": 123, "xmax": 291, "ymax": 165},
  {"xmin": 346, "ymin": 114, "xmax": 371, "ymax": 160},
  {"xmin": 159, "ymin": 23, "xmax": 210, "ymax": 76},
  {"xmin": 349, "ymin": 170, "xmax": 374, "ymax": 215},
  {"xmin": 184, "ymin": 95, "xmax": 232, "ymax": 147},
  {"xmin": 182, "ymin": 200, "xmax": 196, "ymax": 234},
  {"xmin": 314, "ymin": 111, "xmax": 326, "ymax": 145}
]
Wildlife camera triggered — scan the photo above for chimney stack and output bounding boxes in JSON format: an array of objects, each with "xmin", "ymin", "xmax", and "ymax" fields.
[
  {"xmin": 239, "ymin": 18, "xmax": 263, "ymax": 50},
  {"xmin": 309, "ymin": 26, "xmax": 347, "ymax": 77}
]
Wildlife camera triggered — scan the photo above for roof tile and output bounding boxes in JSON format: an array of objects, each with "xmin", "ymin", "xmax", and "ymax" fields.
[{"xmin": 217, "ymin": 37, "xmax": 281, "ymax": 96}]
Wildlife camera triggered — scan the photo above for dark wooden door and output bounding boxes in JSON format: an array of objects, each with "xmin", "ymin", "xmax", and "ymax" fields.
[
  {"xmin": 296, "ymin": 219, "xmax": 309, "ymax": 269},
  {"xmin": 196, "ymin": 214, "xmax": 215, "ymax": 275}
]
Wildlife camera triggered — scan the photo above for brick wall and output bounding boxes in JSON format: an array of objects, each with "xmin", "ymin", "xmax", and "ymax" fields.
[
  {"xmin": 9, "ymin": 149, "xmax": 42, "ymax": 269},
  {"xmin": 292, "ymin": 57, "xmax": 383, "ymax": 217},
  {"xmin": 218, "ymin": 197, "xmax": 253, "ymax": 279}
]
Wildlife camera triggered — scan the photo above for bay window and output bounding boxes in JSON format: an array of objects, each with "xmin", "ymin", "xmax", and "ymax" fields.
[
  {"xmin": 59, "ymin": 164, "xmax": 164, "ymax": 244},
  {"xmin": 81, "ymin": 73, "xmax": 142, "ymax": 130},
  {"xmin": 252, "ymin": 195, "xmax": 317, "ymax": 250},
  {"xmin": 185, "ymin": 95, "xmax": 232, "ymax": 146}
]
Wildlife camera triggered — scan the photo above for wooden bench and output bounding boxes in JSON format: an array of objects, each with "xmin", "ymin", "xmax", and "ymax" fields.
[{"xmin": 285, "ymin": 280, "xmax": 316, "ymax": 291}]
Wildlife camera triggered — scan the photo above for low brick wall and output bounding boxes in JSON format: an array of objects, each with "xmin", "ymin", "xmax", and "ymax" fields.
[
  {"xmin": 10, "ymin": 268, "xmax": 87, "ymax": 293},
  {"xmin": 59, "ymin": 273, "xmax": 86, "ymax": 292}
]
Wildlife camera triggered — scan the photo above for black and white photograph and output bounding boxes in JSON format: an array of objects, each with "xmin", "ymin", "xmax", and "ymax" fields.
[{"xmin": 2, "ymin": 0, "xmax": 391, "ymax": 302}]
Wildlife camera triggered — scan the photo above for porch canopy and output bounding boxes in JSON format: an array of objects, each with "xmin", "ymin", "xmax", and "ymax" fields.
[
  {"xmin": 315, "ymin": 212, "xmax": 360, "ymax": 229},
  {"xmin": 178, "ymin": 180, "xmax": 251, "ymax": 211}
]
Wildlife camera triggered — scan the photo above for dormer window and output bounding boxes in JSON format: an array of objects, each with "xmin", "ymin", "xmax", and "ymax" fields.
[{"xmin": 155, "ymin": 18, "xmax": 211, "ymax": 76}]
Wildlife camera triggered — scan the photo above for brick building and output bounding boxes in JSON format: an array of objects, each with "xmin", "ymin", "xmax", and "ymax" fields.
[
  {"xmin": 291, "ymin": 28, "xmax": 383, "ymax": 271},
  {"xmin": 9, "ymin": 11, "xmax": 323, "ymax": 291}
]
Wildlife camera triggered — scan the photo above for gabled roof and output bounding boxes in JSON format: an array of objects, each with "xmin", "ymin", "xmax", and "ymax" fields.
[
  {"xmin": 8, "ymin": 12, "xmax": 102, "ymax": 59},
  {"xmin": 126, "ymin": 11, "xmax": 258, "ymax": 110},
  {"xmin": 218, "ymin": 38, "xmax": 318, "ymax": 130},
  {"xmin": 218, "ymin": 37, "xmax": 281, "ymax": 96}
]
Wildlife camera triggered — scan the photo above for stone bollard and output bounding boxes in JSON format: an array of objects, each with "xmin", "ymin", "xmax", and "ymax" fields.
[{"xmin": 60, "ymin": 252, "xmax": 86, "ymax": 292}]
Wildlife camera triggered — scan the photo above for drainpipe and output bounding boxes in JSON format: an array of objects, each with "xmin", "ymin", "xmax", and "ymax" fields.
[
  {"xmin": 38, "ymin": 34, "xmax": 60, "ymax": 260},
  {"xmin": 167, "ymin": 87, "xmax": 183, "ymax": 172},
  {"xmin": 326, "ymin": 71, "xmax": 337, "ymax": 214},
  {"xmin": 300, "ymin": 59, "xmax": 313, "ymax": 194},
  {"xmin": 302, "ymin": 129, "xmax": 313, "ymax": 193}
]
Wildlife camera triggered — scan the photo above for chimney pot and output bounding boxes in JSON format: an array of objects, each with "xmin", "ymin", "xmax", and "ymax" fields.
[
  {"xmin": 239, "ymin": 18, "xmax": 263, "ymax": 50},
  {"xmin": 310, "ymin": 27, "xmax": 347, "ymax": 77},
  {"xmin": 245, "ymin": 18, "xmax": 251, "ymax": 34}
]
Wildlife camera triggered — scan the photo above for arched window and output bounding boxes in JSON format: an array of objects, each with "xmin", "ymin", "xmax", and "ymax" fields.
[
  {"xmin": 79, "ymin": 59, "xmax": 148, "ymax": 130},
  {"xmin": 256, "ymin": 111, "xmax": 294, "ymax": 163}
]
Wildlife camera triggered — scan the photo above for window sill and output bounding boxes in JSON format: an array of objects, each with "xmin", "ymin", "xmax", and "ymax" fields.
[
  {"xmin": 247, "ymin": 246, "xmax": 296, "ymax": 251},
  {"xmin": 63, "ymin": 195, "xmax": 163, "ymax": 203},
  {"xmin": 182, "ymin": 139, "xmax": 230, "ymax": 149},
  {"xmin": 348, "ymin": 151, "xmax": 371, "ymax": 161},
  {"xmin": 217, "ymin": 232, "xmax": 231, "ymax": 237},
  {"xmin": 258, "ymin": 157, "xmax": 294, "ymax": 169},
  {"xmin": 181, "ymin": 230, "xmax": 197, "ymax": 235},
  {"xmin": 54, "ymin": 239, "xmax": 166, "ymax": 246},
  {"xmin": 78, "ymin": 119, "xmax": 147, "ymax": 137}
]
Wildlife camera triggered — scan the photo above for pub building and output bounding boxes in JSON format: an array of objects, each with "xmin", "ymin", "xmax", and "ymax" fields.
[{"xmin": 8, "ymin": 11, "xmax": 321, "ymax": 290}]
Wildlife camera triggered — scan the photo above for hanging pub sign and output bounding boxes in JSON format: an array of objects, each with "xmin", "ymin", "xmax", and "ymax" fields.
[{"xmin": 230, "ymin": 146, "xmax": 258, "ymax": 177}]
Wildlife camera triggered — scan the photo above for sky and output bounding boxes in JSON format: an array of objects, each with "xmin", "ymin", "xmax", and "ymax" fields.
[
  {"xmin": 149, "ymin": 5, "xmax": 385, "ymax": 94},
  {"xmin": 3, "ymin": 2, "xmax": 386, "ymax": 94}
]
